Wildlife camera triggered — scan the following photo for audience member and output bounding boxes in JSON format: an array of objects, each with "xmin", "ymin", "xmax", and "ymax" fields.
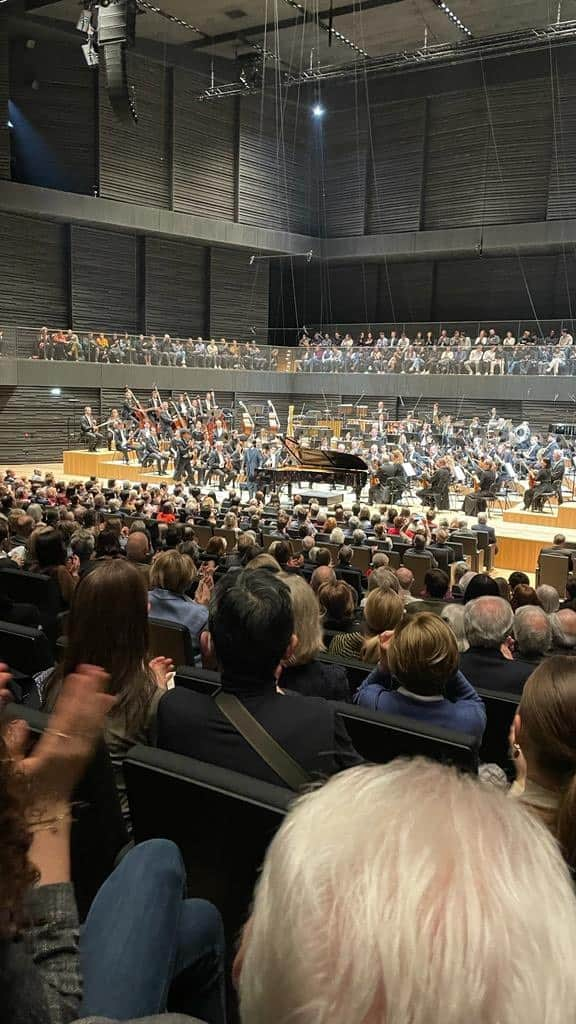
[
  {"xmin": 310, "ymin": 564, "xmax": 336, "ymax": 593},
  {"xmin": 461, "ymin": 597, "xmax": 534, "ymax": 694},
  {"xmin": 462, "ymin": 573, "xmax": 500, "ymax": 603},
  {"xmin": 508, "ymin": 570, "xmax": 530, "ymax": 590},
  {"xmin": 560, "ymin": 579, "xmax": 576, "ymax": 610},
  {"xmin": 549, "ymin": 609, "xmax": 576, "ymax": 654},
  {"xmin": 279, "ymin": 574, "xmax": 350, "ymax": 701},
  {"xmin": 317, "ymin": 579, "xmax": 359, "ymax": 636},
  {"xmin": 149, "ymin": 549, "xmax": 211, "ymax": 646},
  {"xmin": 535, "ymin": 584, "xmax": 560, "ymax": 614},
  {"xmin": 355, "ymin": 613, "xmax": 486, "ymax": 742},
  {"xmin": 395, "ymin": 566, "xmax": 416, "ymax": 604},
  {"xmin": 440, "ymin": 602, "xmax": 469, "ymax": 652},
  {"xmin": 513, "ymin": 606, "xmax": 552, "ymax": 664},
  {"xmin": 0, "ymin": 666, "xmax": 227, "ymax": 1023},
  {"xmin": 405, "ymin": 568, "xmax": 450, "ymax": 614},
  {"xmin": 157, "ymin": 569, "xmax": 362, "ymax": 788},
  {"xmin": 42, "ymin": 561, "xmax": 172, "ymax": 826},
  {"xmin": 511, "ymin": 584, "xmax": 542, "ymax": 611},
  {"xmin": 511, "ymin": 655, "xmax": 576, "ymax": 870},
  {"xmin": 28, "ymin": 528, "xmax": 76, "ymax": 606},
  {"xmin": 237, "ymin": 759, "xmax": 576, "ymax": 1024}
]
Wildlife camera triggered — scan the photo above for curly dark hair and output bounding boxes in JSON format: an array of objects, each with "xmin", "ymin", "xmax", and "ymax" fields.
[{"xmin": 0, "ymin": 729, "xmax": 38, "ymax": 939}]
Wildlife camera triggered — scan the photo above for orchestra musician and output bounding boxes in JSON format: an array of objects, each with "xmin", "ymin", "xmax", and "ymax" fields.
[
  {"xmin": 416, "ymin": 457, "xmax": 451, "ymax": 510},
  {"xmin": 172, "ymin": 429, "xmax": 194, "ymax": 484},
  {"xmin": 462, "ymin": 459, "xmax": 497, "ymax": 516},
  {"xmin": 551, "ymin": 450, "xmax": 566, "ymax": 505},
  {"xmin": 140, "ymin": 426, "xmax": 168, "ymax": 476},
  {"xmin": 523, "ymin": 457, "xmax": 553, "ymax": 512},
  {"xmin": 80, "ymin": 406, "xmax": 104, "ymax": 452}
]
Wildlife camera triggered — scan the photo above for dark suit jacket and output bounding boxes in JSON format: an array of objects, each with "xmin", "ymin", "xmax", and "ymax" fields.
[
  {"xmin": 471, "ymin": 523, "xmax": 496, "ymax": 545},
  {"xmin": 157, "ymin": 679, "xmax": 362, "ymax": 788},
  {"xmin": 539, "ymin": 546, "xmax": 574, "ymax": 570},
  {"xmin": 459, "ymin": 647, "xmax": 534, "ymax": 695},
  {"xmin": 335, "ymin": 565, "xmax": 364, "ymax": 600}
]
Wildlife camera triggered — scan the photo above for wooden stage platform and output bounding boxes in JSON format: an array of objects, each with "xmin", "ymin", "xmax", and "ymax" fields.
[{"xmin": 19, "ymin": 453, "xmax": 576, "ymax": 575}]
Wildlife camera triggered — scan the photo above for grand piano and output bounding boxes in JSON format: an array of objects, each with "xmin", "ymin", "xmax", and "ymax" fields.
[{"xmin": 269, "ymin": 437, "xmax": 368, "ymax": 500}]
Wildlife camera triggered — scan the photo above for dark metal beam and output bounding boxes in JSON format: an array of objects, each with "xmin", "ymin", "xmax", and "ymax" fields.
[{"xmin": 182, "ymin": 0, "xmax": 404, "ymax": 52}]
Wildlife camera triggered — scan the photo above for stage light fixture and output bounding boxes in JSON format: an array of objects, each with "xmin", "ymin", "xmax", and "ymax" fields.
[
  {"xmin": 434, "ymin": 0, "xmax": 473, "ymax": 37},
  {"xmin": 312, "ymin": 103, "xmax": 325, "ymax": 118},
  {"xmin": 50, "ymin": 387, "xmax": 62, "ymax": 396},
  {"xmin": 7, "ymin": 119, "xmax": 13, "ymax": 128}
]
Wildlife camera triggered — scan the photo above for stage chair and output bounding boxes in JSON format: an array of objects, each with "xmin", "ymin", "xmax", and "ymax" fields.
[
  {"xmin": 536, "ymin": 552, "xmax": 570, "ymax": 598},
  {"xmin": 402, "ymin": 551, "xmax": 433, "ymax": 595},
  {"xmin": 148, "ymin": 618, "xmax": 198, "ymax": 666},
  {"xmin": 124, "ymin": 745, "xmax": 291, "ymax": 944},
  {"xmin": 333, "ymin": 702, "xmax": 479, "ymax": 773},
  {"xmin": 4, "ymin": 703, "xmax": 128, "ymax": 921}
]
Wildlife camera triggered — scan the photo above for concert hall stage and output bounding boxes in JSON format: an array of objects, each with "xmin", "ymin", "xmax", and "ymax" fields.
[{"xmin": 24, "ymin": 453, "xmax": 576, "ymax": 576}]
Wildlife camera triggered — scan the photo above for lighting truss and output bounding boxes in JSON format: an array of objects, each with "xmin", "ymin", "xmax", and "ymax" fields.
[
  {"xmin": 195, "ymin": 20, "xmax": 576, "ymax": 99},
  {"xmin": 433, "ymin": 0, "xmax": 473, "ymax": 38},
  {"xmin": 280, "ymin": 0, "xmax": 369, "ymax": 58}
]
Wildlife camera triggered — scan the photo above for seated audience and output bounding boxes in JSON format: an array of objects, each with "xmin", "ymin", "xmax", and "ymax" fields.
[
  {"xmin": 42, "ymin": 561, "xmax": 172, "ymax": 826},
  {"xmin": 355, "ymin": 612, "xmax": 486, "ymax": 742},
  {"xmin": 334, "ymin": 545, "xmax": 363, "ymax": 601},
  {"xmin": 237, "ymin": 758, "xmax": 576, "ymax": 1024},
  {"xmin": 511, "ymin": 584, "xmax": 542, "ymax": 611},
  {"xmin": 69, "ymin": 528, "xmax": 96, "ymax": 577},
  {"xmin": 0, "ymin": 665, "xmax": 226, "ymax": 1023},
  {"xmin": 508, "ymin": 570, "xmax": 530, "ymax": 589},
  {"xmin": 157, "ymin": 569, "xmax": 362, "ymax": 788},
  {"xmin": 440, "ymin": 602, "xmax": 469, "ymax": 652},
  {"xmin": 310, "ymin": 564, "xmax": 336, "ymax": 593},
  {"xmin": 560, "ymin": 579, "xmax": 576, "ymax": 610},
  {"xmin": 462, "ymin": 572, "xmax": 500, "ymax": 603},
  {"xmin": 149, "ymin": 549, "xmax": 211, "ymax": 646},
  {"xmin": 317, "ymin": 579, "xmax": 359, "ymax": 638},
  {"xmin": 549, "ymin": 609, "xmax": 576, "ymax": 654},
  {"xmin": 511, "ymin": 655, "xmax": 576, "ymax": 870},
  {"xmin": 535, "ymin": 583, "xmax": 560, "ymax": 614},
  {"xmin": 461, "ymin": 596, "xmax": 534, "ymax": 694},
  {"xmin": 395, "ymin": 566, "xmax": 416, "ymax": 604},
  {"xmin": 405, "ymin": 568, "xmax": 450, "ymax": 614},
  {"xmin": 28, "ymin": 528, "xmax": 76, "ymax": 606},
  {"xmin": 279, "ymin": 574, "xmax": 350, "ymax": 701},
  {"xmin": 451, "ymin": 560, "xmax": 471, "ymax": 599},
  {"xmin": 513, "ymin": 605, "xmax": 552, "ymax": 664}
]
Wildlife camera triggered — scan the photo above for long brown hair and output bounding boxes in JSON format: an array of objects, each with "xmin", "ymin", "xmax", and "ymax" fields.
[
  {"xmin": 360, "ymin": 590, "xmax": 404, "ymax": 664},
  {"xmin": 518, "ymin": 656, "xmax": 576, "ymax": 868},
  {"xmin": 0, "ymin": 732, "xmax": 37, "ymax": 939},
  {"xmin": 43, "ymin": 561, "xmax": 155, "ymax": 731}
]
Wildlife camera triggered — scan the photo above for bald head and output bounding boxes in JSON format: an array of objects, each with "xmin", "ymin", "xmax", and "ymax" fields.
[
  {"xmin": 311, "ymin": 565, "xmax": 336, "ymax": 593},
  {"xmin": 396, "ymin": 567, "xmax": 414, "ymax": 594},
  {"xmin": 558, "ymin": 609, "xmax": 576, "ymax": 638},
  {"xmin": 126, "ymin": 531, "xmax": 150, "ymax": 562}
]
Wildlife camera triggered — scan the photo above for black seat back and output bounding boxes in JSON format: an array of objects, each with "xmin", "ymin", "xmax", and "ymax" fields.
[
  {"xmin": 4, "ymin": 704, "xmax": 127, "ymax": 920},
  {"xmin": 0, "ymin": 620, "xmax": 54, "ymax": 677},
  {"xmin": 446, "ymin": 540, "xmax": 464, "ymax": 563},
  {"xmin": 317, "ymin": 651, "xmax": 367, "ymax": 696},
  {"xmin": 333, "ymin": 702, "xmax": 479, "ymax": 772},
  {"xmin": 0, "ymin": 569, "xmax": 62, "ymax": 647},
  {"xmin": 476, "ymin": 686, "xmax": 519, "ymax": 774},
  {"xmin": 148, "ymin": 617, "xmax": 197, "ymax": 666},
  {"xmin": 124, "ymin": 745, "xmax": 291, "ymax": 943}
]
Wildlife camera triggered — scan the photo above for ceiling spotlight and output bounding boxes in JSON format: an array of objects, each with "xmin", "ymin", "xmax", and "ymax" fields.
[
  {"xmin": 50, "ymin": 387, "xmax": 62, "ymax": 396},
  {"xmin": 6, "ymin": 119, "xmax": 13, "ymax": 128},
  {"xmin": 312, "ymin": 103, "xmax": 325, "ymax": 118},
  {"xmin": 433, "ymin": 0, "xmax": 473, "ymax": 38}
]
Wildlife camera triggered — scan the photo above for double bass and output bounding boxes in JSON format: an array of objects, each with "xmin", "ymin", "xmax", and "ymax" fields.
[
  {"xmin": 267, "ymin": 399, "xmax": 280, "ymax": 433},
  {"xmin": 238, "ymin": 400, "xmax": 254, "ymax": 435}
]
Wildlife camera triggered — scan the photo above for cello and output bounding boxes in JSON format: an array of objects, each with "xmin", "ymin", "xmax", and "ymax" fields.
[
  {"xmin": 267, "ymin": 399, "xmax": 280, "ymax": 433},
  {"xmin": 238, "ymin": 400, "xmax": 254, "ymax": 435}
]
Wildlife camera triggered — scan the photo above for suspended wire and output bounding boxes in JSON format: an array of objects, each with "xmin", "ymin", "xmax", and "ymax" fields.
[{"xmin": 478, "ymin": 54, "xmax": 544, "ymax": 338}]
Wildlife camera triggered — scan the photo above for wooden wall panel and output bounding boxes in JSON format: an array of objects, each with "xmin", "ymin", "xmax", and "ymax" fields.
[
  {"xmin": 366, "ymin": 98, "xmax": 426, "ymax": 234},
  {"xmin": 0, "ymin": 37, "xmax": 10, "ymax": 181},
  {"xmin": 144, "ymin": 237, "xmax": 207, "ymax": 338},
  {"xmin": 173, "ymin": 72, "xmax": 236, "ymax": 221},
  {"xmin": 209, "ymin": 247, "xmax": 269, "ymax": 342},
  {"xmin": 9, "ymin": 38, "xmax": 96, "ymax": 195},
  {"xmin": 70, "ymin": 226, "xmax": 139, "ymax": 333},
  {"xmin": 0, "ymin": 212, "xmax": 68, "ymax": 327},
  {"xmin": 99, "ymin": 54, "xmax": 171, "ymax": 209},
  {"xmin": 238, "ymin": 95, "xmax": 311, "ymax": 233},
  {"xmin": 0, "ymin": 386, "xmax": 100, "ymax": 462}
]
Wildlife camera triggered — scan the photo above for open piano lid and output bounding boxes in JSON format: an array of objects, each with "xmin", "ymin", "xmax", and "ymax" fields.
[{"xmin": 282, "ymin": 436, "xmax": 368, "ymax": 472}]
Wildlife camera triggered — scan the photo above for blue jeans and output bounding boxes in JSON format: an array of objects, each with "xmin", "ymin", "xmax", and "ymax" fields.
[{"xmin": 80, "ymin": 839, "xmax": 226, "ymax": 1024}]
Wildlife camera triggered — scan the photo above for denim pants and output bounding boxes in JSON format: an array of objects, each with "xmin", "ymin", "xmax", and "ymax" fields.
[{"xmin": 80, "ymin": 839, "xmax": 226, "ymax": 1024}]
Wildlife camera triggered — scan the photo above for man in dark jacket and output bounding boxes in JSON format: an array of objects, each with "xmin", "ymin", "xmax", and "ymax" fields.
[
  {"xmin": 157, "ymin": 569, "xmax": 362, "ymax": 787},
  {"xmin": 461, "ymin": 596, "xmax": 534, "ymax": 695}
]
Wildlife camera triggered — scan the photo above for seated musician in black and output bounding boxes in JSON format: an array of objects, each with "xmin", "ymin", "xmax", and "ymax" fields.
[
  {"xmin": 139, "ymin": 426, "xmax": 167, "ymax": 475},
  {"xmin": 111, "ymin": 419, "xmax": 132, "ymax": 465},
  {"xmin": 417, "ymin": 458, "xmax": 451, "ymax": 510},
  {"xmin": 79, "ymin": 406, "xmax": 103, "ymax": 452},
  {"xmin": 373, "ymin": 454, "xmax": 405, "ymax": 504},
  {"xmin": 462, "ymin": 459, "xmax": 497, "ymax": 516},
  {"xmin": 524, "ymin": 458, "xmax": 553, "ymax": 512}
]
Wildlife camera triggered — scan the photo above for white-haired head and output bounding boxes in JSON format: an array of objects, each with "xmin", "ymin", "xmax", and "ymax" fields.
[
  {"xmin": 513, "ymin": 605, "xmax": 552, "ymax": 658},
  {"xmin": 238, "ymin": 760, "xmax": 576, "ymax": 1024},
  {"xmin": 535, "ymin": 584, "xmax": 560, "ymax": 614}
]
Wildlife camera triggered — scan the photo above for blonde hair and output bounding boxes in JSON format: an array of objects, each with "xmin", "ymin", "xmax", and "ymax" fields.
[
  {"xmin": 281, "ymin": 573, "xmax": 325, "ymax": 665},
  {"xmin": 360, "ymin": 589, "xmax": 404, "ymax": 664},
  {"xmin": 149, "ymin": 550, "xmax": 196, "ymax": 594},
  {"xmin": 387, "ymin": 612, "xmax": 458, "ymax": 694},
  {"xmin": 239, "ymin": 760, "xmax": 576, "ymax": 1024}
]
